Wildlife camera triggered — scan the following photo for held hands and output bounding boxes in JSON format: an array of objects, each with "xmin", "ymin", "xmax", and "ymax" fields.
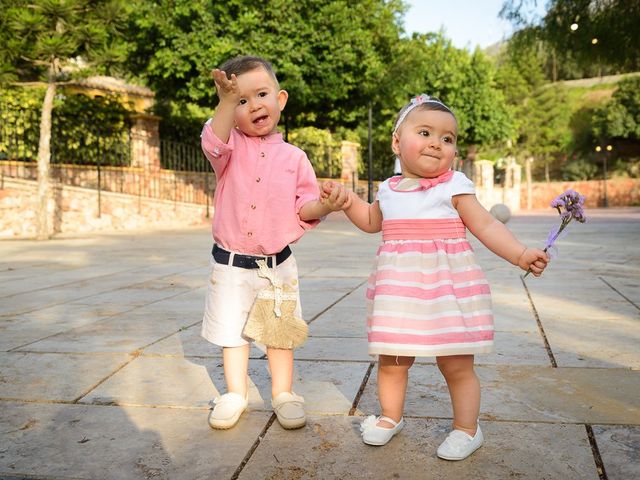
[
  {"xmin": 320, "ymin": 181, "xmax": 352, "ymax": 212},
  {"xmin": 516, "ymin": 248, "xmax": 550, "ymax": 277},
  {"xmin": 211, "ymin": 69, "xmax": 240, "ymax": 104}
]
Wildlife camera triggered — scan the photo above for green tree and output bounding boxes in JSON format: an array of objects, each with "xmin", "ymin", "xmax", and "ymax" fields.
[
  {"xmin": 517, "ymin": 84, "xmax": 573, "ymax": 181},
  {"xmin": 591, "ymin": 76, "xmax": 640, "ymax": 140},
  {"xmin": 361, "ymin": 33, "xmax": 515, "ymax": 177},
  {"xmin": 126, "ymin": 0, "xmax": 405, "ymax": 132},
  {"xmin": 501, "ymin": 0, "xmax": 640, "ymax": 78},
  {"xmin": 495, "ymin": 29, "xmax": 547, "ymax": 104},
  {"xmin": 2, "ymin": 0, "xmax": 129, "ymax": 239}
]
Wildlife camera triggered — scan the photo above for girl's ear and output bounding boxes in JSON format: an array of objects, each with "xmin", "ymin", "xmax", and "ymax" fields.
[
  {"xmin": 391, "ymin": 133, "xmax": 401, "ymax": 156},
  {"xmin": 277, "ymin": 89, "xmax": 289, "ymax": 111}
]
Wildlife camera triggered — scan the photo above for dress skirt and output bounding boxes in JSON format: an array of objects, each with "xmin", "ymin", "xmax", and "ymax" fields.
[{"xmin": 366, "ymin": 234, "xmax": 494, "ymax": 357}]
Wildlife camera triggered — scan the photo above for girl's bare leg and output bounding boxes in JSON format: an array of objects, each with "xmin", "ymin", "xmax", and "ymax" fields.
[
  {"xmin": 377, "ymin": 354, "xmax": 415, "ymax": 427},
  {"xmin": 266, "ymin": 347, "xmax": 294, "ymax": 398},
  {"xmin": 222, "ymin": 344, "xmax": 250, "ymax": 396},
  {"xmin": 437, "ymin": 355, "xmax": 480, "ymax": 436}
]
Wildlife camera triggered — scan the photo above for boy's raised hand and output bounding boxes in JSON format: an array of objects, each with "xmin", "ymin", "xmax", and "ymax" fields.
[{"xmin": 212, "ymin": 69, "xmax": 240, "ymax": 104}]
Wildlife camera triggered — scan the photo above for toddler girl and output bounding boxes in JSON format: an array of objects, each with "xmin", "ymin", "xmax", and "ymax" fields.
[{"xmin": 324, "ymin": 94, "xmax": 548, "ymax": 460}]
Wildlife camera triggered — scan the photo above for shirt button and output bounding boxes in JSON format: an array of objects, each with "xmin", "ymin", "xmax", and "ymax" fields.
[
  {"xmin": 251, "ymin": 204, "xmax": 256, "ymax": 209},
  {"xmin": 260, "ymin": 152, "xmax": 265, "ymax": 157},
  {"xmin": 247, "ymin": 232, "xmax": 253, "ymax": 237},
  {"xmin": 261, "ymin": 137, "xmax": 266, "ymax": 141},
  {"xmin": 256, "ymin": 177, "xmax": 261, "ymax": 182}
]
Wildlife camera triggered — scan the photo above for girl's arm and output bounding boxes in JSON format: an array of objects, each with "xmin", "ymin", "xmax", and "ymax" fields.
[
  {"xmin": 454, "ymin": 194, "xmax": 548, "ymax": 275},
  {"xmin": 343, "ymin": 192, "xmax": 383, "ymax": 233},
  {"xmin": 320, "ymin": 181, "xmax": 382, "ymax": 233}
]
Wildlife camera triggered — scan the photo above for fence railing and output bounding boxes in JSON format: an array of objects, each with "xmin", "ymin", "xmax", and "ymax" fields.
[{"xmin": 0, "ymin": 110, "xmax": 215, "ymax": 214}]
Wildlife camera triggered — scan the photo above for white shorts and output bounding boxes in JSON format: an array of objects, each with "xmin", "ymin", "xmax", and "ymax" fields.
[{"xmin": 201, "ymin": 252, "xmax": 302, "ymax": 347}]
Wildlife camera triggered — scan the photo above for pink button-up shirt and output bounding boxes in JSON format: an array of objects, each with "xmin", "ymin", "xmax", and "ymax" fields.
[{"xmin": 201, "ymin": 120, "xmax": 320, "ymax": 255}]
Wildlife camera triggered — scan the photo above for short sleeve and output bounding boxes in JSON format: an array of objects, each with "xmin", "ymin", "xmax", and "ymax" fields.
[
  {"xmin": 294, "ymin": 153, "xmax": 321, "ymax": 230},
  {"xmin": 449, "ymin": 172, "xmax": 476, "ymax": 196}
]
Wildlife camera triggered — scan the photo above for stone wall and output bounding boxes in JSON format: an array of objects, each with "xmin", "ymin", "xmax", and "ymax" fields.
[
  {"xmin": 521, "ymin": 178, "xmax": 640, "ymax": 209},
  {"xmin": 343, "ymin": 177, "xmax": 640, "ymax": 212},
  {"xmin": 0, "ymin": 178, "xmax": 210, "ymax": 238},
  {"xmin": 0, "ymin": 161, "xmax": 215, "ymax": 206}
]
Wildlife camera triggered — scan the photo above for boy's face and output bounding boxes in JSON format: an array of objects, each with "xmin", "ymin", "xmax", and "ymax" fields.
[
  {"xmin": 392, "ymin": 108, "xmax": 458, "ymax": 179},
  {"xmin": 233, "ymin": 67, "xmax": 288, "ymax": 137}
]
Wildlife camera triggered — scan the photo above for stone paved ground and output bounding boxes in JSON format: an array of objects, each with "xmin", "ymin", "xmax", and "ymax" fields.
[{"xmin": 1, "ymin": 208, "xmax": 638, "ymax": 480}]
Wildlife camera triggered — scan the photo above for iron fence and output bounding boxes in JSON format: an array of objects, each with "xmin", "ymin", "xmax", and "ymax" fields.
[{"xmin": 0, "ymin": 105, "xmax": 215, "ymax": 214}]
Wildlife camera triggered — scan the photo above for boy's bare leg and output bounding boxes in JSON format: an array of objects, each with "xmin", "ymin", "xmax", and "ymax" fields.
[
  {"xmin": 222, "ymin": 344, "xmax": 250, "ymax": 396},
  {"xmin": 437, "ymin": 354, "xmax": 480, "ymax": 436},
  {"xmin": 266, "ymin": 347, "xmax": 294, "ymax": 397},
  {"xmin": 377, "ymin": 354, "xmax": 415, "ymax": 427}
]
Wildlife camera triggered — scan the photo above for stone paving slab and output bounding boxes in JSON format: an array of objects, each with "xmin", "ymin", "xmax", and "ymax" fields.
[
  {"xmin": 80, "ymin": 356, "xmax": 367, "ymax": 415},
  {"xmin": 414, "ymin": 331, "xmax": 552, "ymax": 366},
  {"xmin": 142, "ymin": 324, "xmax": 261, "ymax": 358},
  {"xmin": 593, "ymin": 425, "xmax": 640, "ymax": 480},
  {"xmin": 1, "ymin": 210, "xmax": 639, "ymax": 479},
  {"xmin": 0, "ymin": 263, "xmax": 140, "ymax": 298},
  {"xmin": 542, "ymin": 316, "xmax": 640, "ymax": 369},
  {"xmin": 0, "ymin": 352, "xmax": 131, "ymax": 402},
  {"xmin": 14, "ymin": 315, "xmax": 190, "ymax": 354},
  {"xmin": 0, "ymin": 401, "xmax": 270, "ymax": 480},
  {"xmin": 238, "ymin": 416, "xmax": 599, "ymax": 480},
  {"xmin": 0, "ymin": 265, "xmax": 204, "ymax": 317},
  {"xmin": 307, "ymin": 305, "xmax": 369, "ymax": 338},
  {"xmin": 357, "ymin": 365, "xmax": 640, "ymax": 424},
  {"xmin": 299, "ymin": 277, "xmax": 368, "ymax": 321},
  {"xmin": 295, "ymin": 336, "xmax": 371, "ymax": 362}
]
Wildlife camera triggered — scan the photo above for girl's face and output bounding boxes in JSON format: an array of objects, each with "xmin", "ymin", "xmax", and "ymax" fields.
[
  {"xmin": 233, "ymin": 67, "xmax": 288, "ymax": 137},
  {"xmin": 392, "ymin": 108, "xmax": 458, "ymax": 179}
]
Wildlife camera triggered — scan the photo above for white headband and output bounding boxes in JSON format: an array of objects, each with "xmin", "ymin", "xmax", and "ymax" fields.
[{"xmin": 393, "ymin": 94, "xmax": 454, "ymax": 133}]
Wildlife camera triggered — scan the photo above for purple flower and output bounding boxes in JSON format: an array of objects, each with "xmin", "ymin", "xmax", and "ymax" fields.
[
  {"xmin": 524, "ymin": 189, "xmax": 587, "ymax": 278},
  {"xmin": 546, "ymin": 190, "xmax": 587, "ymax": 247}
]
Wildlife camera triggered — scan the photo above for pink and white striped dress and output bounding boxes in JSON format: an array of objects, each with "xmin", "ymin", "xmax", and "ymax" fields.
[{"xmin": 366, "ymin": 171, "xmax": 494, "ymax": 357}]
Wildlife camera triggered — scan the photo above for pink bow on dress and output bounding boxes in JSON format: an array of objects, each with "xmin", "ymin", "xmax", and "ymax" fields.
[{"xmin": 389, "ymin": 170, "xmax": 454, "ymax": 192}]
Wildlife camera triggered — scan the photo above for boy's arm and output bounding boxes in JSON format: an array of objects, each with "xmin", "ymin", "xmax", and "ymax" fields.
[
  {"xmin": 210, "ymin": 69, "xmax": 239, "ymax": 143},
  {"xmin": 299, "ymin": 184, "xmax": 350, "ymax": 220}
]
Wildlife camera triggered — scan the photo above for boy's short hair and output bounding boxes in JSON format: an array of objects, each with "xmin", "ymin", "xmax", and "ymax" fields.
[{"xmin": 218, "ymin": 55, "xmax": 279, "ymax": 87}]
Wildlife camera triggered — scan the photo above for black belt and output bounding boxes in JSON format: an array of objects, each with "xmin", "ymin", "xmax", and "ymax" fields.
[{"xmin": 212, "ymin": 244, "xmax": 292, "ymax": 269}]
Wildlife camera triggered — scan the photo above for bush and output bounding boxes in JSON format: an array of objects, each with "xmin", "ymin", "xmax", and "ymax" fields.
[
  {"xmin": 288, "ymin": 127, "xmax": 344, "ymax": 178},
  {"xmin": 0, "ymin": 86, "xmax": 132, "ymax": 166},
  {"xmin": 561, "ymin": 158, "xmax": 600, "ymax": 181}
]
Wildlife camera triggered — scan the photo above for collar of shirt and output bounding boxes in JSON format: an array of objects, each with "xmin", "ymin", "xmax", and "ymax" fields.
[{"xmin": 239, "ymin": 129, "xmax": 284, "ymax": 145}]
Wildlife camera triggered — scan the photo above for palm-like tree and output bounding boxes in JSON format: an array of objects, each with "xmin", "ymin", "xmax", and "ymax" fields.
[{"xmin": 3, "ymin": 0, "xmax": 128, "ymax": 239}]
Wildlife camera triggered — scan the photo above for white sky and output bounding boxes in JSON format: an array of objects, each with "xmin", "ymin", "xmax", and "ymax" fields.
[{"xmin": 403, "ymin": 0, "xmax": 547, "ymax": 50}]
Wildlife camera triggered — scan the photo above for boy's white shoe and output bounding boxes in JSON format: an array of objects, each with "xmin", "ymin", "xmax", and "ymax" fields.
[
  {"xmin": 208, "ymin": 392, "xmax": 248, "ymax": 429},
  {"xmin": 437, "ymin": 424, "xmax": 484, "ymax": 460},
  {"xmin": 360, "ymin": 415, "xmax": 405, "ymax": 446},
  {"xmin": 271, "ymin": 391, "xmax": 306, "ymax": 429}
]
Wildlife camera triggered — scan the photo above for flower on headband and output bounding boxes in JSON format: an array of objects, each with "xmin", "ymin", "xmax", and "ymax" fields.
[
  {"xmin": 412, "ymin": 94, "xmax": 431, "ymax": 104},
  {"xmin": 523, "ymin": 189, "xmax": 586, "ymax": 278},
  {"xmin": 394, "ymin": 94, "xmax": 452, "ymax": 133}
]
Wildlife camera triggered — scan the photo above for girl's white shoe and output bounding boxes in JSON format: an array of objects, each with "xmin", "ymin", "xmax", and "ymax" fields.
[
  {"xmin": 360, "ymin": 415, "xmax": 405, "ymax": 446},
  {"xmin": 436, "ymin": 424, "xmax": 484, "ymax": 460}
]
